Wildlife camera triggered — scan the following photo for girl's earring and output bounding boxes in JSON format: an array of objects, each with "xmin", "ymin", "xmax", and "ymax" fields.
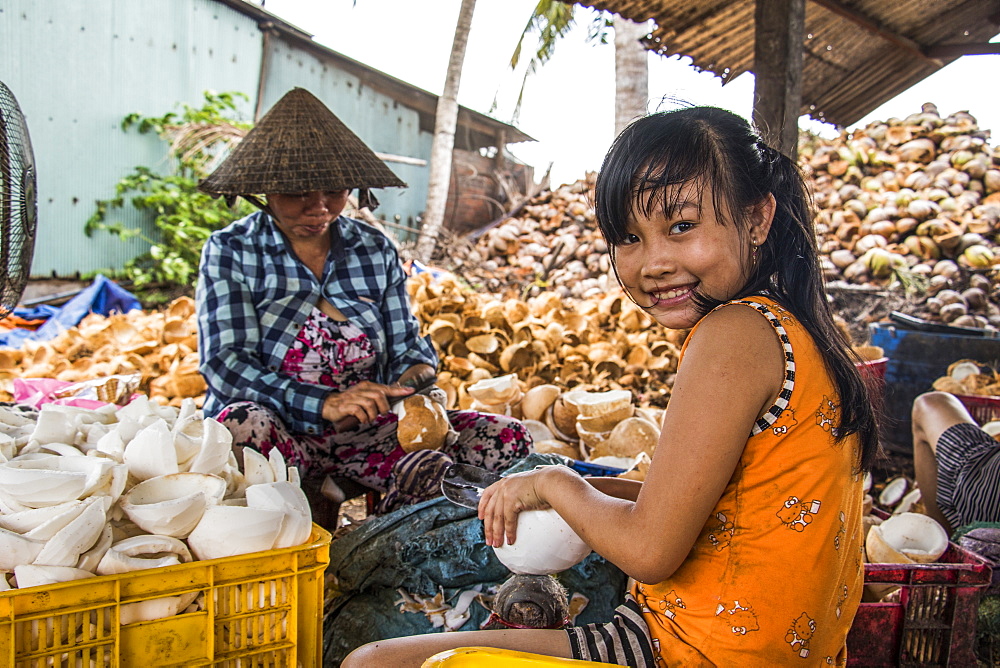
[{"xmin": 751, "ymin": 238, "xmax": 758, "ymax": 262}]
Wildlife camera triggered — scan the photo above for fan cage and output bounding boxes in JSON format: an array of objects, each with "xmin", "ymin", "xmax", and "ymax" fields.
[{"xmin": 0, "ymin": 80, "xmax": 38, "ymax": 320}]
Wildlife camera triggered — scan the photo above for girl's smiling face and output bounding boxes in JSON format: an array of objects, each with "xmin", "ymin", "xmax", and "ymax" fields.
[{"xmin": 613, "ymin": 181, "xmax": 774, "ymax": 330}]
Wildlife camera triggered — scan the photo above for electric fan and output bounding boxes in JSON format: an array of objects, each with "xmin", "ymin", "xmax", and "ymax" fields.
[{"xmin": 0, "ymin": 80, "xmax": 37, "ymax": 319}]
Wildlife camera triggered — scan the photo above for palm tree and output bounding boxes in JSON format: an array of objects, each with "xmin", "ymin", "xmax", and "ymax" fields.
[
  {"xmin": 612, "ymin": 15, "xmax": 649, "ymax": 136},
  {"xmin": 505, "ymin": 1, "xmax": 649, "ymax": 135},
  {"xmin": 415, "ymin": 0, "xmax": 478, "ymax": 263}
]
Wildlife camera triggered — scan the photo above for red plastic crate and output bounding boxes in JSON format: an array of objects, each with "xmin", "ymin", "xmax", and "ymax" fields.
[
  {"xmin": 856, "ymin": 357, "xmax": 889, "ymax": 382},
  {"xmin": 856, "ymin": 357, "xmax": 888, "ymax": 406},
  {"xmin": 954, "ymin": 394, "xmax": 1000, "ymax": 426},
  {"xmin": 847, "ymin": 523, "xmax": 993, "ymax": 666}
]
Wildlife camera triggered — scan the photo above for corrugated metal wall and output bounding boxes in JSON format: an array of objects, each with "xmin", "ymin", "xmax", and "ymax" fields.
[
  {"xmin": 0, "ymin": 0, "xmax": 444, "ymax": 278},
  {"xmin": 261, "ymin": 34, "xmax": 431, "ymax": 233},
  {"xmin": 0, "ymin": 0, "xmax": 263, "ymax": 277}
]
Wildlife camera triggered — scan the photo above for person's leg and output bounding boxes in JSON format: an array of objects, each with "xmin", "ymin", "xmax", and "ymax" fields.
[
  {"xmin": 911, "ymin": 392, "xmax": 974, "ymax": 534},
  {"xmin": 217, "ymin": 401, "xmax": 309, "ymax": 467},
  {"xmin": 443, "ymin": 411, "xmax": 534, "ymax": 472},
  {"xmin": 321, "ymin": 414, "xmax": 404, "ymax": 492},
  {"xmin": 218, "ymin": 402, "xmax": 340, "ymax": 527},
  {"xmin": 341, "ymin": 628, "xmax": 573, "ymax": 668}
]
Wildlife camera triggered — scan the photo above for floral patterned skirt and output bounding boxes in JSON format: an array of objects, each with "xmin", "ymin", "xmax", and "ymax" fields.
[{"xmin": 217, "ymin": 307, "xmax": 532, "ymax": 511}]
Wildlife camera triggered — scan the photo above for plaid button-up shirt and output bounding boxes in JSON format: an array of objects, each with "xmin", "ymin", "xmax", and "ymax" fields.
[{"xmin": 196, "ymin": 211, "xmax": 437, "ymax": 434}]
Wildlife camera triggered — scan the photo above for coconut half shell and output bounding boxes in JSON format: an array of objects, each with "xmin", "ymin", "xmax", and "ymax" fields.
[
  {"xmin": 576, "ymin": 404, "xmax": 633, "ymax": 433},
  {"xmin": 549, "ymin": 396, "xmax": 580, "ymax": 439},
  {"xmin": 521, "ymin": 384, "xmax": 561, "ymax": 422},
  {"xmin": 592, "ymin": 416, "xmax": 660, "ymax": 459},
  {"xmin": 878, "ymin": 476, "xmax": 908, "ymax": 507},
  {"xmin": 865, "ymin": 512, "xmax": 949, "ymax": 565},
  {"xmin": 619, "ymin": 451, "xmax": 652, "ymax": 481},
  {"xmin": 565, "ymin": 389, "xmax": 633, "ymax": 419},
  {"xmin": 467, "ymin": 373, "xmax": 523, "ymax": 404},
  {"xmin": 532, "ymin": 439, "xmax": 582, "ymax": 460},
  {"xmin": 395, "ymin": 395, "xmax": 451, "ymax": 452}
]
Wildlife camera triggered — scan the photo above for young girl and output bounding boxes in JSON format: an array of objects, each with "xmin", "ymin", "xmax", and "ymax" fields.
[{"xmin": 343, "ymin": 106, "xmax": 881, "ymax": 667}]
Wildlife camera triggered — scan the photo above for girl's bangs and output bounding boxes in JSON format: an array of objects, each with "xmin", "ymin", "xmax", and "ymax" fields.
[{"xmin": 632, "ymin": 161, "xmax": 709, "ymax": 222}]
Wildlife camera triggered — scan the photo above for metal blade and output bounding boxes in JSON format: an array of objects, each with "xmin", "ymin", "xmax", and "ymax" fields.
[{"xmin": 441, "ymin": 463, "xmax": 501, "ymax": 509}]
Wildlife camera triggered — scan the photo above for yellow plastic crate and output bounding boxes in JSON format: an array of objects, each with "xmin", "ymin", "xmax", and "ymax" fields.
[
  {"xmin": 422, "ymin": 646, "xmax": 620, "ymax": 667},
  {"xmin": 0, "ymin": 524, "xmax": 331, "ymax": 667}
]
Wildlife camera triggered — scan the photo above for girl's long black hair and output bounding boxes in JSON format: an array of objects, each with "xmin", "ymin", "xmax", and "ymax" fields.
[{"xmin": 595, "ymin": 106, "xmax": 881, "ymax": 471}]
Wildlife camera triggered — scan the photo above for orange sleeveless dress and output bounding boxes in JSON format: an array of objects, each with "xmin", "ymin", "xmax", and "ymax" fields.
[{"xmin": 633, "ymin": 296, "xmax": 864, "ymax": 666}]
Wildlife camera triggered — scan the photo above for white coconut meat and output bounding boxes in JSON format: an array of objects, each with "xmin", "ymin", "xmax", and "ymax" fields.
[
  {"xmin": 878, "ymin": 476, "xmax": 908, "ymax": 507},
  {"xmin": 493, "ymin": 508, "xmax": 592, "ymax": 575},
  {"xmin": 120, "ymin": 472, "xmax": 226, "ymax": 538},
  {"xmin": 893, "ymin": 488, "xmax": 922, "ymax": 515},
  {"xmin": 14, "ymin": 564, "xmax": 95, "ymax": 589},
  {"xmin": 982, "ymin": 421, "xmax": 1000, "ymax": 438},
  {"xmin": 866, "ymin": 512, "xmax": 949, "ymax": 564},
  {"xmin": 186, "ymin": 506, "xmax": 284, "ymax": 561},
  {"xmin": 564, "ymin": 389, "xmax": 633, "ymax": 419},
  {"xmin": 949, "ymin": 361, "xmax": 982, "ymax": 382}
]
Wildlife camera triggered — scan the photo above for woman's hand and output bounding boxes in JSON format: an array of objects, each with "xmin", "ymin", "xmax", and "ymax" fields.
[
  {"xmin": 322, "ymin": 381, "xmax": 414, "ymax": 429},
  {"xmin": 478, "ymin": 466, "xmax": 574, "ymax": 548}
]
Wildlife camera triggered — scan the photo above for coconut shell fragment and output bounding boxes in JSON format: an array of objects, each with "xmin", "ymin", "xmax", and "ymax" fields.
[{"xmin": 394, "ymin": 395, "xmax": 453, "ymax": 453}]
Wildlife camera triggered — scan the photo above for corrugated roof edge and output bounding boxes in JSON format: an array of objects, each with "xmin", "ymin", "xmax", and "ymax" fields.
[{"xmin": 209, "ymin": 0, "xmax": 535, "ymax": 144}]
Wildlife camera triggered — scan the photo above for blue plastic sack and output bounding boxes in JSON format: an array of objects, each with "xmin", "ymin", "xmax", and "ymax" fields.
[{"xmin": 323, "ymin": 453, "xmax": 629, "ymax": 665}]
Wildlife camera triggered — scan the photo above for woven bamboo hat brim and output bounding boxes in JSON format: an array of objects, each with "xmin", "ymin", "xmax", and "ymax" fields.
[{"xmin": 198, "ymin": 87, "xmax": 406, "ymax": 196}]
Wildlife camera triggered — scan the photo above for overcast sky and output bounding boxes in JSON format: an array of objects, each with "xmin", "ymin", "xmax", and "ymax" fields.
[{"xmin": 261, "ymin": 0, "xmax": 1000, "ymax": 188}]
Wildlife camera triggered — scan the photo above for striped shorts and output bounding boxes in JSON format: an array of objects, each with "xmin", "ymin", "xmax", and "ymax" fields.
[
  {"xmin": 936, "ymin": 422, "xmax": 1000, "ymax": 528},
  {"xmin": 565, "ymin": 595, "xmax": 656, "ymax": 667}
]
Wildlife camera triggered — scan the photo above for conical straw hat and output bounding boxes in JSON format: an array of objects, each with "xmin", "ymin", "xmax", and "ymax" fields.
[{"xmin": 199, "ymin": 87, "xmax": 406, "ymax": 196}]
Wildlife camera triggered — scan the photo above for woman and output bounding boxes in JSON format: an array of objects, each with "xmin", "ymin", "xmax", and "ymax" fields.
[{"xmin": 196, "ymin": 88, "xmax": 531, "ymax": 514}]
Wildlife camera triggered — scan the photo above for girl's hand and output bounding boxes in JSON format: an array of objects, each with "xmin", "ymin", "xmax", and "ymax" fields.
[
  {"xmin": 322, "ymin": 381, "xmax": 414, "ymax": 429},
  {"xmin": 479, "ymin": 466, "xmax": 569, "ymax": 548}
]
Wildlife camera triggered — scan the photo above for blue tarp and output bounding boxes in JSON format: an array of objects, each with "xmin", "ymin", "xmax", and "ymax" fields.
[
  {"xmin": 11, "ymin": 305, "xmax": 60, "ymax": 321},
  {"xmin": 0, "ymin": 275, "xmax": 141, "ymax": 349},
  {"xmin": 323, "ymin": 454, "xmax": 629, "ymax": 665}
]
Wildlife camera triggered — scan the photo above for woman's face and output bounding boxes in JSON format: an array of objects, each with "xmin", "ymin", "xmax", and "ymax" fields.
[
  {"xmin": 613, "ymin": 181, "xmax": 768, "ymax": 330},
  {"xmin": 267, "ymin": 190, "xmax": 350, "ymax": 241}
]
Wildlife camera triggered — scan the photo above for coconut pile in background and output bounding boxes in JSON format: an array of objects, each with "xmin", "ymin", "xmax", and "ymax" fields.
[
  {"xmin": 460, "ymin": 102, "xmax": 1000, "ymax": 334},
  {"xmin": 452, "ymin": 177, "xmax": 606, "ymax": 301},
  {"xmin": 408, "ymin": 271, "xmax": 683, "ymax": 412},
  {"xmin": 807, "ymin": 103, "xmax": 1000, "ymax": 331}
]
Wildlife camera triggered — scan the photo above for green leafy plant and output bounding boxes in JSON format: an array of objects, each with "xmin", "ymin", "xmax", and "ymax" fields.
[{"xmin": 85, "ymin": 91, "xmax": 254, "ymax": 295}]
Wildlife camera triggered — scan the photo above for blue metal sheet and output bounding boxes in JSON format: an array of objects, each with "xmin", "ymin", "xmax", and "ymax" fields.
[
  {"xmin": 0, "ymin": 0, "xmax": 490, "ymax": 279},
  {"xmin": 0, "ymin": 0, "xmax": 261, "ymax": 277}
]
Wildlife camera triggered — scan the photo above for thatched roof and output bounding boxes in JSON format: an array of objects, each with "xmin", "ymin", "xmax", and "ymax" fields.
[{"xmin": 566, "ymin": 0, "xmax": 1000, "ymax": 127}]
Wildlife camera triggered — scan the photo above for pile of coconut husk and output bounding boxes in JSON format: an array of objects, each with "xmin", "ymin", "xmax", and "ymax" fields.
[
  {"xmin": 457, "ymin": 103, "xmax": 1000, "ymax": 336},
  {"xmin": 0, "ymin": 297, "xmax": 203, "ymax": 407},
  {"xmin": 408, "ymin": 271, "xmax": 683, "ymax": 412},
  {"xmin": 454, "ymin": 176, "xmax": 606, "ymax": 301}
]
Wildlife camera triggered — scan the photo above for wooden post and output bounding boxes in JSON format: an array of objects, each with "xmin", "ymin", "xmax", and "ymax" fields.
[
  {"xmin": 752, "ymin": 0, "xmax": 805, "ymax": 159},
  {"xmin": 494, "ymin": 129, "xmax": 506, "ymax": 172}
]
